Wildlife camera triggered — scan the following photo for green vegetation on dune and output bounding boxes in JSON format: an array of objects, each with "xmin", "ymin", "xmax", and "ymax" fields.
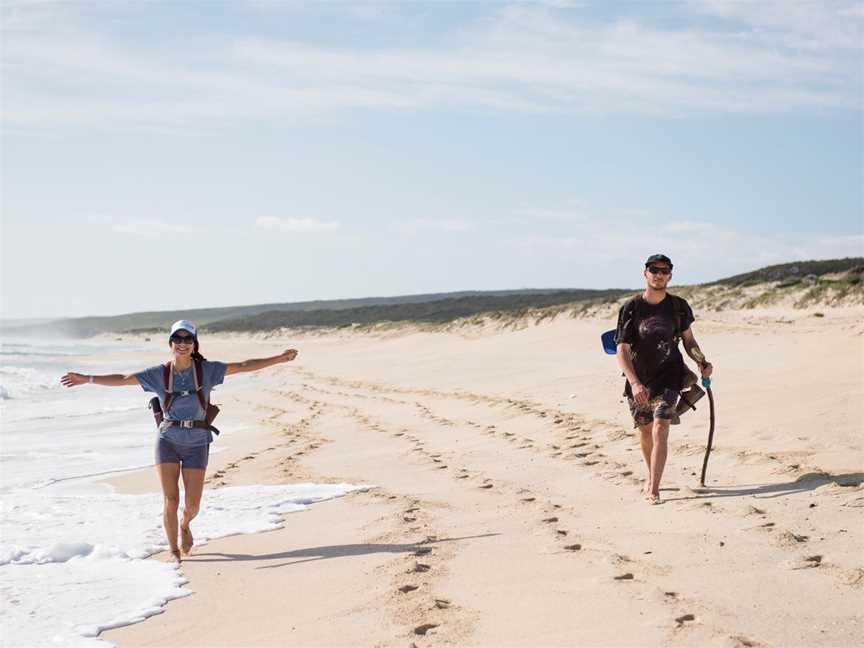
[
  {"xmin": 4, "ymin": 258, "xmax": 861, "ymax": 338},
  {"xmin": 710, "ymin": 257, "xmax": 863, "ymax": 287},
  {"xmin": 205, "ymin": 290, "xmax": 630, "ymax": 333}
]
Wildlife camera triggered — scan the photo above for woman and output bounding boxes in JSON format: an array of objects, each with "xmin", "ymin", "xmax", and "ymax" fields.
[{"xmin": 61, "ymin": 319, "xmax": 298, "ymax": 562}]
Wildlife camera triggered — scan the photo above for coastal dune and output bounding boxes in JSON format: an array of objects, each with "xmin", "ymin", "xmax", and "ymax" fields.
[{"xmin": 106, "ymin": 306, "xmax": 863, "ymax": 647}]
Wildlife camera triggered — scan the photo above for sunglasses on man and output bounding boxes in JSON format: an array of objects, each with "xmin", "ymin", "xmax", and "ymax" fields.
[
  {"xmin": 647, "ymin": 266, "xmax": 672, "ymax": 275},
  {"xmin": 170, "ymin": 334, "xmax": 195, "ymax": 344}
]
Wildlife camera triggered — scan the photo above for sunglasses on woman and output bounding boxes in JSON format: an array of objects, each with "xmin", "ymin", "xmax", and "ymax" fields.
[{"xmin": 170, "ymin": 334, "xmax": 195, "ymax": 344}]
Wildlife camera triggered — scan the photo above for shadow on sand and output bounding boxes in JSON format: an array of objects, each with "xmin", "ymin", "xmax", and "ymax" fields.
[
  {"xmin": 189, "ymin": 533, "xmax": 500, "ymax": 569},
  {"xmin": 665, "ymin": 471, "xmax": 863, "ymax": 502}
]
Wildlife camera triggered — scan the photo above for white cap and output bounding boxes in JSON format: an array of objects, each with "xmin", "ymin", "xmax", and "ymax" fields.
[{"xmin": 169, "ymin": 319, "xmax": 197, "ymax": 337}]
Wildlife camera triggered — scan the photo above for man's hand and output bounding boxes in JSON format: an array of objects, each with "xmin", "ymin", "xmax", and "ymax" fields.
[
  {"xmin": 631, "ymin": 381, "xmax": 649, "ymax": 405},
  {"xmin": 700, "ymin": 362, "xmax": 713, "ymax": 379},
  {"xmin": 280, "ymin": 349, "xmax": 298, "ymax": 363}
]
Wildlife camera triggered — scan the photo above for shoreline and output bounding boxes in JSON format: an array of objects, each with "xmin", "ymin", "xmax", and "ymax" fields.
[{"xmin": 101, "ymin": 311, "xmax": 862, "ymax": 646}]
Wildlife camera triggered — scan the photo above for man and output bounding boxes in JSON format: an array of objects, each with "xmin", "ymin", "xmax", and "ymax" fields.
[{"xmin": 615, "ymin": 254, "xmax": 713, "ymax": 504}]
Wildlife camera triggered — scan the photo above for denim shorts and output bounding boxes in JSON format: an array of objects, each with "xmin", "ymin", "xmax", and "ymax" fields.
[{"xmin": 155, "ymin": 437, "xmax": 210, "ymax": 470}]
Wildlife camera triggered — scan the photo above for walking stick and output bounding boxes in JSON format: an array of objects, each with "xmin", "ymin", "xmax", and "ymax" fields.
[{"xmin": 699, "ymin": 376, "xmax": 715, "ymax": 487}]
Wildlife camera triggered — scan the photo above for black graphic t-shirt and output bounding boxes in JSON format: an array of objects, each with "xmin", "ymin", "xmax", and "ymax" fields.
[{"xmin": 614, "ymin": 294, "xmax": 695, "ymax": 398}]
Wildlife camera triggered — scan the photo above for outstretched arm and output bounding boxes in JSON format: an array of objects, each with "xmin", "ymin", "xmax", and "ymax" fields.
[
  {"xmin": 681, "ymin": 328, "xmax": 713, "ymax": 378},
  {"xmin": 225, "ymin": 349, "xmax": 298, "ymax": 376},
  {"xmin": 61, "ymin": 373, "xmax": 140, "ymax": 388}
]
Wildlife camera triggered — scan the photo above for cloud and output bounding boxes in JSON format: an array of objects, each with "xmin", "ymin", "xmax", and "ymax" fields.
[
  {"xmin": 255, "ymin": 216, "xmax": 340, "ymax": 232},
  {"xmin": 694, "ymin": 0, "xmax": 863, "ymax": 51},
  {"xmin": 112, "ymin": 220, "xmax": 192, "ymax": 237},
  {"xmin": 506, "ymin": 213, "xmax": 863, "ymax": 279},
  {"xmin": 1, "ymin": 2, "xmax": 860, "ymax": 130},
  {"xmin": 243, "ymin": 0, "xmax": 389, "ymax": 20}
]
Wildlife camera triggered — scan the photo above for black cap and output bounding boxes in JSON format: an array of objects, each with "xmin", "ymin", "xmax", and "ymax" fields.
[{"xmin": 645, "ymin": 254, "xmax": 673, "ymax": 269}]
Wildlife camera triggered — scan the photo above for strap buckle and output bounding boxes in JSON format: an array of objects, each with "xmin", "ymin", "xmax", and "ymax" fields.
[{"xmin": 179, "ymin": 420, "xmax": 194, "ymax": 429}]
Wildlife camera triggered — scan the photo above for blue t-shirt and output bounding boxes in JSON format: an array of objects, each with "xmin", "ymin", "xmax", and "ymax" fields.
[{"xmin": 136, "ymin": 360, "xmax": 227, "ymax": 446}]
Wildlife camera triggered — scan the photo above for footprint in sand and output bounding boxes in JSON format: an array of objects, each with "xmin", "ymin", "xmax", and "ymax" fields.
[
  {"xmin": 399, "ymin": 584, "xmax": 419, "ymax": 593},
  {"xmin": 521, "ymin": 497, "xmax": 536, "ymax": 503},
  {"xmin": 414, "ymin": 547, "xmax": 433, "ymax": 557},
  {"xmin": 556, "ymin": 530, "xmax": 568, "ymax": 537},
  {"xmin": 789, "ymin": 555, "xmax": 823, "ymax": 570},
  {"xmin": 414, "ymin": 623, "xmax": 439, "ymax": 636},
  {"xmin": 412, "ymin": 563, "xmax": 431, "ymax": 573},
  {"xmin": 614, "ymin": 573, "xmax": 634, "ymax": 580},
  {"xmin": 479, "ymin": 483, "xmax": 493, "ymax": 490},
  {"xmin": 434, "ymin": 599, "xmax": 451, "ymax": 609},
  {"xmin": 675, "ymin": 614, "xmax": 696, "ymax": 626},
  {"xmin": 564, "ymin": 544, "xmax": 582, "ymax": 551},
  {"xmin": 542, "ymin": 517, "xmax": 559, "ymax": 523},
  {"xmin": 842, "ymin": 568, "xmax": 864, "ymax": 587},
  {"xmin": 773, "ymin": 531, "xmax": 809, "ymax": 547}
]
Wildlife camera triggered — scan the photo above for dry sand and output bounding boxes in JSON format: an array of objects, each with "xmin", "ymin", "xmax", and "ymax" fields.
[{"xmin": 104, "ymin": 306, "xmax": 863, "ymax": 647}]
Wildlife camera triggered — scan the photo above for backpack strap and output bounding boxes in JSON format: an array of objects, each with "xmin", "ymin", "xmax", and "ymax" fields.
[
  {"xmin": 162, "ymin": 360, "xmax": 208, "ymax": 418},
  {"xmin": 192, "ymin": 360, "xmax": 208, "ymax": 413},
  {"xmin": 670, "ymin": 294, "xmax": 686, "ymax": 344},
  {"xmin": 162, "ymin": 362, "xmax": 174, "ymax": 414}
]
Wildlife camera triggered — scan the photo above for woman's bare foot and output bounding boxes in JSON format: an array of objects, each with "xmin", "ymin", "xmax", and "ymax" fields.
[
  {"xmin": 180, "ymin": 525, "xmax": 193, "ymax": 555},
  {"xmin": 170, "ymin": 548, "xmax": 182, "ymax": 563},
  {"xmin": 646, "ymin": 493, "xmax": 661, "ymax": 505}
]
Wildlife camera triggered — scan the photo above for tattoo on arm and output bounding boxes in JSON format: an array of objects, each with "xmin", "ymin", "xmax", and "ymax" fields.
[{"xmin": 686, "ymin": 341, "xmax": 707, "ymax": 365}]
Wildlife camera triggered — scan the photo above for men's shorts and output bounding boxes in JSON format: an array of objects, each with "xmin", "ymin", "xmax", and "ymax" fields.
[
  {"xmin": 155, "ymin": 437, "xmax": 210, "ymax": 470},
  {"xmin": 627, "ymin": 388, "xmax": 678, "ymax": 428}
]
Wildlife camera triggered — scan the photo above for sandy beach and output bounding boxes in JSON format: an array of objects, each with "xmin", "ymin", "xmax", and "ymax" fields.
[{"xmin": 102, "ymin": 306, "xmax": 864, "ymax": 647}]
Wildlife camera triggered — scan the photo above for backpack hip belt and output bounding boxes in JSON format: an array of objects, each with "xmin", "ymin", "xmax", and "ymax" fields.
[{"xmin": 159, "ymin": 419, "xmax": 220, "ymax": 434}]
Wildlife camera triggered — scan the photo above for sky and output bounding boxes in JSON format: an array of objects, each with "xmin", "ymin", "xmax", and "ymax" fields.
[{"xmin": 1, "ymin": 0, "xmax": 862, "ymax": 320}]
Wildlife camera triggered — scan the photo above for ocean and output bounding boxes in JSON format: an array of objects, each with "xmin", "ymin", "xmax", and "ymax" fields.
[{"xmin": 0, "ymin": 337, "xmax": 363, "ymax": 647}]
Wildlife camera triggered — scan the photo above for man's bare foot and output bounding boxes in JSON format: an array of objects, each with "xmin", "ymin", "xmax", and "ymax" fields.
[{"xmin": 180, "ymin": 526, "xmax": 193, "ymax": 555}]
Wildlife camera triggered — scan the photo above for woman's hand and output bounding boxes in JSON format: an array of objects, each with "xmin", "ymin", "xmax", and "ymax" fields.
[
  {"xmin": 700, "ymin": 362, "xmax": 713, "ymax": 379},
  {"xmin": 280, "ymin": 349, "xmax": 298, "ymax": 363},
  {"xmin": 61, "ymin": 372, "xmax": 88, "ymax": 388}
]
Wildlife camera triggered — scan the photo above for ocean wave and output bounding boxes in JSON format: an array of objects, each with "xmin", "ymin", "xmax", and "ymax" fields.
[
  {"xmin": 0, "ymin": 365, "xmax": 62, "ymax": 399},
  {"xmin": 7, "ymin": 403, "xmax": 144, "ymax": 423}
]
